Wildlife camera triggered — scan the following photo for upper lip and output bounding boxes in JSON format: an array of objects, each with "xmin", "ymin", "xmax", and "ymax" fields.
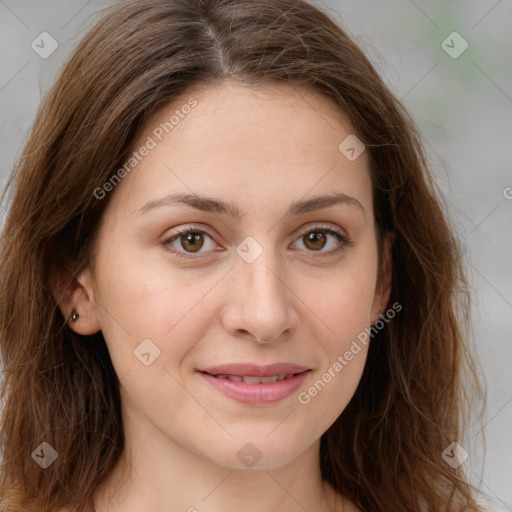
[{"xmin": 199, "ymin": 363, "xmax": 310, "ymax": 377}]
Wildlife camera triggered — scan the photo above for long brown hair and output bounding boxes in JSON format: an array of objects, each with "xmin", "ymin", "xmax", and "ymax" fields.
[{"xmin": 0, "ymin": 0, "xmax": 486, "ymax": 510}]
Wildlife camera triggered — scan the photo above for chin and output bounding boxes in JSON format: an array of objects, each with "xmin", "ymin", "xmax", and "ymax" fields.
[{"xmin": 200, "ymin": 435, "xmax": 310, "ymax": 471}]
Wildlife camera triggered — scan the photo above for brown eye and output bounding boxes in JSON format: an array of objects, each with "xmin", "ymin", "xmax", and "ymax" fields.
[
  {"xmin": 302, "ymin": 231, "xmax": 327, "ymax": 251},
  {"xmin": 162, "ymin": 228, "xmax": 218, "ymax": 257},
  {"xmin": 179, "ymin": 232, "xmax": 204, "ymax": 252},
  {"xmin": 293, "ymin": 225, "xmax": 350, "ymax": 258}
]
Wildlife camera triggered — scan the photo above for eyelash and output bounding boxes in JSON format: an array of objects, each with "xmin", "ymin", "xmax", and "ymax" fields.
[{"xmin": 161, "ymin": 223, "xmax": 351, "ymax": 260}]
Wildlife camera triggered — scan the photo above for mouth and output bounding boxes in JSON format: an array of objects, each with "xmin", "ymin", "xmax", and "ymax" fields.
[
  {"xmin": 197, "ymin": 363, "xmax": 311, "ymax": 404},
  {"xmin": 199, "ymin": 362, "xmax": 310, "ymax": 378},
  {"xmin": 201, "ymin": 373, "xmax": 299, "ymax": 384}
]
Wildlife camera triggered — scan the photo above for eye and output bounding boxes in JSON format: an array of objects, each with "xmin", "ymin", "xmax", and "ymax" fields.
[
  {"xmin": 161, "ymin": 226, "xmax": 220, "ymax": 258},
  {"xmin": 292, "ymin": 224, "xmax": 350, "ymax": 258}
]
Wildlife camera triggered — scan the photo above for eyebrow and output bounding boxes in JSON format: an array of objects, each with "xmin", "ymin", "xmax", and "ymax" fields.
[{"xmin": 136, "ymin": 192, "xmax": 365, "ymax": 219}]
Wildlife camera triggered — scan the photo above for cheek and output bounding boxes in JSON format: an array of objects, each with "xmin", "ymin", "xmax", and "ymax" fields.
[
  {"xmin": 295, "ymin": 273, "xmax": 374, "ymax": 436},
  {"xmin": 92, "ymin": 243, "xmax": 222, "ymax": 369},
  {"xmin": 305, "ymin": 260, "xmax": 378, "ymax": 343},
  {"xmin": 317, "ymin": 273, "xmax": 373, "ymax": 367},
  {"xmin": 295, "ymin": 260, "xmax": 375, "ymax": 412}
]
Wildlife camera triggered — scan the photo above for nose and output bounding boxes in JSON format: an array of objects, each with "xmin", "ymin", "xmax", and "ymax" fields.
[{"xmin": 221, "ymin": 248, "xmax": 298, "ymax": 344}]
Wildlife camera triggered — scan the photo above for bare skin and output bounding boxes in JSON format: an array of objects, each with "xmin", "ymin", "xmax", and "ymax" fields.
[{"xmin": 55, "ymin": 81, "xmax": 391, "ymax": 512}]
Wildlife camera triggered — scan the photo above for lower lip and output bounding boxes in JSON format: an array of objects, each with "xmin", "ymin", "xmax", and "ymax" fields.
[{"xmin": 199, "ymin": 371, "xmax": 310, "ymax": 405}]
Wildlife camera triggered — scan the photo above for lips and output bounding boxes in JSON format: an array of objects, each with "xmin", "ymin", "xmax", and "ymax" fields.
[{"xmin": 198, "ymin": 363, "xmax": 311, "ymax": 404}]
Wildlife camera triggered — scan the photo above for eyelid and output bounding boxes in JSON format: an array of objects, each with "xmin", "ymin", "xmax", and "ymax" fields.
[
  {"xmin": 166, "ymin": 223, "xmax": 217, "ymax": 241},
  {"xmin": 293, "ymin": 222, "xmax": 346, "ymax": 239}
]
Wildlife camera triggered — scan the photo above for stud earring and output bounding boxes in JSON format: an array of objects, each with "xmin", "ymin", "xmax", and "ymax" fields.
[{"xmin": 68, "ymin": 309, "xmax": 80, "ymax": 323}]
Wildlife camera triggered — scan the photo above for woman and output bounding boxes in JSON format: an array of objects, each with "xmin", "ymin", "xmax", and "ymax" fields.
[{"xmin": 0, "ymin": 0, "xmax": 486, "ymax": 510}]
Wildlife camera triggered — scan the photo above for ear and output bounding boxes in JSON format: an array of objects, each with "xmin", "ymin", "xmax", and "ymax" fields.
[
  {"xmin": 50, "ymin": 264, "xmax": 101, "ymax": 335},
  {"xmin": 370, "ymin": 230, "xmax": 395, "ymax": 325}
]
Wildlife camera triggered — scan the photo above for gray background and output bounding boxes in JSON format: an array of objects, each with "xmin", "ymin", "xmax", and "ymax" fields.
[{"xmin": 0, "ymin": 0, "xmax": 510, "ymax": 509}]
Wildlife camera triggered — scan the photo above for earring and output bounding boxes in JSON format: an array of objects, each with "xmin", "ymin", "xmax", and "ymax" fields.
[{"xmin": 68, "ymin": 309, "xmax": 80, "ymax": 323}]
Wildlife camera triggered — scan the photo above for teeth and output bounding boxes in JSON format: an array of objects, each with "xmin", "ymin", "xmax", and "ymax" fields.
[
  {"xmin": 259, "ymin": 375, "xmax": 279, "ymax": 384},
  {"xmin": 242, "ymin": 376, "xmax": 263, "ymax": 384},
  {"xmin": 214, "ymin": 374, "xmax": 295, "ymax": 384},
  {"xmin": 225, "ymin": 375, "xmax": 243, "ymax": 382}
]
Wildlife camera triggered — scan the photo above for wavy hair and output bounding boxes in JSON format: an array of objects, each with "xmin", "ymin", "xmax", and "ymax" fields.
[{"xmin": 0, "ymin": 0, "xmax": 486, "ymax": 510}]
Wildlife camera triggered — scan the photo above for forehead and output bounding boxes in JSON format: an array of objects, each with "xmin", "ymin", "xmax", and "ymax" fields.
[
  {"xmin": 107, "ymin": 80, "xmax": 373, "ymax": 221},
  {"xmin": 148, "ymin": 80, "xmax": 353, "ymax": 153}
]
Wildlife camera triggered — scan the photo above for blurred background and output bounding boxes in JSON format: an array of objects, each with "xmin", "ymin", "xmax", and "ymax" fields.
[{"xmin": 0, "ymin": 0, "xmax": 510, "ymax": 509}]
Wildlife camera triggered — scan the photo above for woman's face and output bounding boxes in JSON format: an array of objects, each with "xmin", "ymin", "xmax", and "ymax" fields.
[{"xmin": 77, "ymin": 81, "xmax": 391, "ymax": 469}]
